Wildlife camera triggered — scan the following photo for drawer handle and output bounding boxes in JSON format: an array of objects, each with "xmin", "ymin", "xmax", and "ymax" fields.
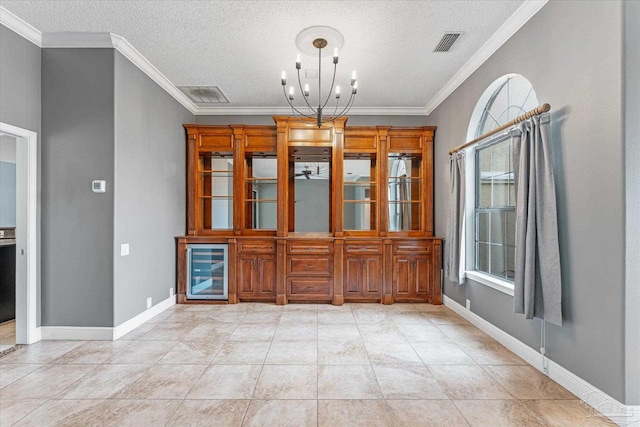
[
  {"xmin": 304, "ymin": 286, "xmax": 315, "ymax": 290},
  {"xmin": 305, "ymin": 264, "xmax": 315, "ymax": 268}
]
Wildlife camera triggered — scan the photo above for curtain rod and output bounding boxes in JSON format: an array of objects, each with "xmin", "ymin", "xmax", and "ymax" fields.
[{"xmin": 449, "ymin": 103, "xmax": 551, "ymax": 155}]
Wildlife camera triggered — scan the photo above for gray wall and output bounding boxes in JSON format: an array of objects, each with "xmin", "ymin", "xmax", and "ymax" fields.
[
  {"xmin": 427, "ymin": 1, "xmax": 627, "ymax": 403},
  {"xmin": 41, "ymin": 49, "xmax": 115, "ymax": 327},
  {"xmin": 0, "ymin": 25, "xmax": 41, "ymax": 134},
  {"xmin": 624, "ymin": 0, "xmax": 640, "ymax": 406},
  {"xmin": 113, "ymin": 51, "xmax": 192, "ymax": 326},
  {"xmin": 0, "ymin": 135, "xmax": 17, "ymax": 227},
  {"xmin": 0, "ymin": 24, "xmax": 42, "ymax": 326},
  {"xmin": 195, "ymin": 115, "xmax": 429, "ymax": 127}
]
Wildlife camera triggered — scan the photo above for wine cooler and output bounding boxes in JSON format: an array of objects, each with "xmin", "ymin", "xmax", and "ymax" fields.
[{"xmin": 187, "ymin": 244, "xmax": 228, "ymax": 300}]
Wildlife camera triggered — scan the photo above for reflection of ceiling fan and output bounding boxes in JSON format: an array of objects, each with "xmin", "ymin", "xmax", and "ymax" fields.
[
  {"xmin": 295, "ymin": 165, "xmax": 312, "ymax": 179},
  {"xmin": 295, "ymin": 163, "xmax": 329, "ymax": 179}
]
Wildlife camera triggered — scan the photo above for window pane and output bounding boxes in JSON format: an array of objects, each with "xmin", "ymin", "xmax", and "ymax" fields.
[
  {"xmin": 492, "ymin": 173, "xmax": 511, "ymax": 207},
  {"xmin": 491, "ymin": 141, "xmax": 510, "ymax": 175},
  {"xmin": 490, "ymin": 211, "xmax": 505, "ymax": 244},
  {"xmin": 506, "ymin": 246, "xmax": 516, "ymax": 280},
  {"xmin": 490, "ymin": 244, "xmax": 505, "ymax": 278},
  {"xmin": 506, "ymin": 210, "xmax": 516, "ymax": 247},
  {"xmin": 477, "ymin": 212, "xmax": 489, "ymax": 242},
  {"xmin": 477, "ymin": 242, "xmax": 490, "ymax": 273},
  {"xmin": 477, "ymin": 148, "xmax": 492, "ymax": 208}
]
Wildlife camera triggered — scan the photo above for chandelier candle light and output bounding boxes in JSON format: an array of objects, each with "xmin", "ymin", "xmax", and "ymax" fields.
[{"xmin": 281, "ymin": 31, "xmax": 358, "ymax": 128}]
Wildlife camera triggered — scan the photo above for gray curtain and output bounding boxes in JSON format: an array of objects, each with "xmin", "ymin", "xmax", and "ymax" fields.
[
  {"xmin": 512, "ymin": 113, "xmax": 562, "ymax": 327},
  {"xmin": 444, "ymin": 151, "xmax": 465, "ymax": 283}
]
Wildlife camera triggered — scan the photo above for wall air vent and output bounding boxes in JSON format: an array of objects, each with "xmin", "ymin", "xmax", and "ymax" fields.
[
  {"xmin": 434, "ymin": 32, "xmax": 462, "ymax": 52},
  {"xmin": 178, "ymin": 86, "xmax": 230, "ymax": 105}
]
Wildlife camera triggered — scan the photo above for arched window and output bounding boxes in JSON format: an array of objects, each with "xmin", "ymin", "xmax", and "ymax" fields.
[{"xmin": 467, "ymin": 74, "xmax": 537, "ymax": 285}]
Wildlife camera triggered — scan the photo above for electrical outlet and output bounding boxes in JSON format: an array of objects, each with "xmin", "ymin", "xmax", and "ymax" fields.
[
  {"xmin": 465, "ymin": 299, "xmax": 471, "ymax": 310},
  {"xmin": 120, "ymin": 243, "xmax": 130, "ymax": 256},
  {"xmin": 146, "ymin": 297, "xmax": 152, "ymax": 309},
  {"xmin": 169, "ymin": 287, "xmax": 174, "ymax": 297}
]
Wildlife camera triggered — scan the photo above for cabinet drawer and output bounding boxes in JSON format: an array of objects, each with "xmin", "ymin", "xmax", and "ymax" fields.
[
  {"xmin": 287, "ymin": 242, "xmax": 333, "ymax": 254},
  {"xmin": 288, "ymin": 256, "xmax": 332, "ymax": 275},
  {"xmin": 288, "ymin": 278, "xmax": 333, "ymax": 296},
  {"xmin": 344, "ymin": 241, "xmax": 382, "ymax": 254},
  {"xmin": 238, "ymin": 241, "xmax": 276, "ymax": 253},
  {"xmin": 393, "ymin": 242, "xmax": 432, "ymax": 254}
]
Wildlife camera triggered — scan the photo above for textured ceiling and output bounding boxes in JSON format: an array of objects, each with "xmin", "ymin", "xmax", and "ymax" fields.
[{"xmin": 1, "ymin": 0, "xmax": 525, "ymax": 111}]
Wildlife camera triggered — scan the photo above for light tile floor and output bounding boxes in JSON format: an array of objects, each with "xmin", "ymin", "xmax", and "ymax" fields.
[
  {"xmin": 0, "ymin": 303, "xmax": 616, "ymax": 426},
  {"xmin": 0, "ymin": 320, "xmax": 16, "ymax": 353}
]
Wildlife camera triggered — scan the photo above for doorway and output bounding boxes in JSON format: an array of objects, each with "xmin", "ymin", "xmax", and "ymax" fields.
[
  {"xmin": 0, "ymin": 134, "xmax": 17, "ymax": 351},
  {"xmin": 0, "ymin": 122, "xmax": 39, "ymax": 346}
]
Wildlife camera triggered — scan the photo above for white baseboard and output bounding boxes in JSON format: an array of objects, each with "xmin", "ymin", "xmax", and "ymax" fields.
[
  {"xmin": 30, "ymin": 327, "xmax": 41, "ymax": 344},
  {"xmin": 112, "ymin": 294, "xmax": 176, "ymax": 340},
  {"xmin": 41, "ymin": 326, "xmax": 114, "ymax": 341},
  {"xmin": 39, "ymin": 295, "xmax": 176, "ymax": 342},
  {"xmin": 443, "ymin": 295, "xmax": 640, "ymax": 427}
]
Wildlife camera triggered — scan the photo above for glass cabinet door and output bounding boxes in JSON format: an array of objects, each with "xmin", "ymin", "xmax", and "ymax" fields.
[
  {"xmin": 187, "ymin": 244, "xmax": 228, "ymax": 300},
  {"xmin": 388, "ymin": 153, "xmax": 422, "ymax": 231},
  {"xmin": 343, "ymin": 154, "xmax": 377, "ymax": 231},
  {"xmin": 199, "ymin": 153, "xmax": 234, "ymax": 230},
  {"xmin": 244, "ymin": 154, "xmax": 277, "ymax": 230}
]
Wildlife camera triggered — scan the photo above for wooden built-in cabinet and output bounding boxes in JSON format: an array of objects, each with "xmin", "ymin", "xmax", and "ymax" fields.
[{"xmin": 177, "ymin": 117, "xmax": 442, "ymax": 305}]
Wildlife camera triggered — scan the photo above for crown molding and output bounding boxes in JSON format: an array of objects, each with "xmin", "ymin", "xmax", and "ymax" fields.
[
  {"xmin": 194, "ymin": 106, "xmax": 428, "ymax": 116},
  {"xmin": 42, "ymin": 32, "xmax": 113, "ymax": 48},
  {"xmin": 109, "ymin": 34, "xmax": 198, "ymax": 114},
  {"xmin": 423, "ymin": 0, "xmax": 548, "ymax": 115},
  {"xmin": 0, "ymin": 6, "xmax": 42, "ymax": 47}
]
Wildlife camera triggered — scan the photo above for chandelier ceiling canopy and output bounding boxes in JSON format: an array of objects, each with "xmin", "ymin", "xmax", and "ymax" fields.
[{"xmin": 281, "ymin": 26, "xmax": 358, "ymax": 128}]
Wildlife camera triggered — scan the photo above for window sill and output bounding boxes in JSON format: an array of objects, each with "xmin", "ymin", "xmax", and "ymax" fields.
[{"xmin": 465, "ymin": 271, "xmax": 515, "ymax": 296}]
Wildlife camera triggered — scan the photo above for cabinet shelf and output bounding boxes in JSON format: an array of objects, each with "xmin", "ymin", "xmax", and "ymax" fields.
[{"xmin": 344, "ymin": 181, "xmax": 376, "ymax": 186}]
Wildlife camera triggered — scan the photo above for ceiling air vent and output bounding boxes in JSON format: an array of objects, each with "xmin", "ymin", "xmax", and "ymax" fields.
[
  {"xmin": 178, "ymin": 86, "xmax": 230, "ymax": 105},
  {"xmin": 434, "ymin": 32, "xmax": 461, "ymax": 52}
]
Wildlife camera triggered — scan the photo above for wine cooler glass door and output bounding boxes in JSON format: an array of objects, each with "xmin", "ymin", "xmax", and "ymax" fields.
[{"xmin": 187, "ymin": 244, "xmax": 228, "ymax": 300}]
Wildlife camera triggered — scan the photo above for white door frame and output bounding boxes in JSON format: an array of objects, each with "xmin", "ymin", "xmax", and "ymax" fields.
[{"xmin": 0, "ymin": 122, "xmax": 39, "ymax": 344}]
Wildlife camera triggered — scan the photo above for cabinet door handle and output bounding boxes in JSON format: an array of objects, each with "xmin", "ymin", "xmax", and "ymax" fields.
[
  {"xmin": 253, "ymin": 259, "xmax": 257, "ymax": 269},
  {"xmin": 258, "ymin": 259, "xmax": 262, "ymax": 269}
]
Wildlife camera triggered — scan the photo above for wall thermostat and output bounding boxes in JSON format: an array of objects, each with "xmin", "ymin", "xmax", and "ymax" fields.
[{"xmin": 92, "ymin": 180, "xmax": 106, "ymax": 193}]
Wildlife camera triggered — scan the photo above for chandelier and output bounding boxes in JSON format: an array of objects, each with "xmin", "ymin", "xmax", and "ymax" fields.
[{"xmin": 281, "ymin": 27, "xmax": 358, "ymax": 128}]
